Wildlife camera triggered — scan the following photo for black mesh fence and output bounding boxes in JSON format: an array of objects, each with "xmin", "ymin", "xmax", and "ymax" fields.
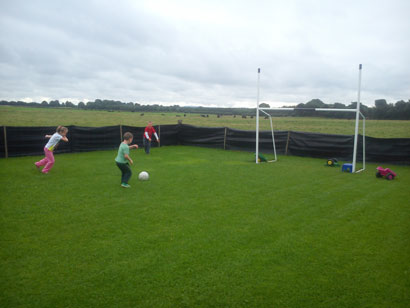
[
  {"xmin": 287, "ymin": 131, "xmax": 355, "ymax": 161},
  {"xmin": 365, "ymin": 136, "xmax": 410, "ymax": 164},
  {"xmin": 4, "ymin": 126, "xmax": 72, "ymax": 157},
  {"xmin": 178, "ymin": 124, "xmax": 225, "ymax": 148},
  {"xmin": 70, "ymin": 126, "xmax": 120, "ymax": 152},
  {"xmin": 1, "ymin": 124, "xmax": 409, "ymax": 164},
  {"xmin": 0, "ymin": 126, "xmax": 5, "ymax": 158}
]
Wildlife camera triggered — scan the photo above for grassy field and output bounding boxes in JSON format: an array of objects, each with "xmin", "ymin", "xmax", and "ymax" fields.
[
  {"xmin": 1, "ymin": 146, "xmax": 409, "ymax": 307},
  {"xmin": 1, "ymin": 105, "xmax": 410, "ymax": 138}
]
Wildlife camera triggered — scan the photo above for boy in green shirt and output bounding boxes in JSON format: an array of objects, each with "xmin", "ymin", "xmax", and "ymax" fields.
[{"xmin": 115, "ymin": 132, "xmax": 138, "ymax": 188}]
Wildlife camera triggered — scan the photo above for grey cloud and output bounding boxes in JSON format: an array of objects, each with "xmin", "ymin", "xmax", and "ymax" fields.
[{"xmin": 0, "ymin": 0, "xmax": 409, "ymax": 107}]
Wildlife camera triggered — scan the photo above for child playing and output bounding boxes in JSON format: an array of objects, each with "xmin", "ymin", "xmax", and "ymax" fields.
[
  {"xmin": 115, "ymin": 132, "xmax": 138, "ymax": 188},
  {"xmin": 142, "ymin": 121, "xmax": 160, "ymax": 154},
  {"xmin": 35, "ymin": 126, "xmax": 69, "ymax": 174}
]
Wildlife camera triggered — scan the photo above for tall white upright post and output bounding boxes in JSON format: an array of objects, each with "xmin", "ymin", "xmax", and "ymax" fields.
[
  {"xmin": 352, "ymin": 64, "xmax": 362, "ymax": 173},
  {"xmin": 362, "ymin": 114, "xmax": 365, "ymax": 170},
  {"xmin": 256, "ymin": 68, "xmax": 261, "ymax": 163}
]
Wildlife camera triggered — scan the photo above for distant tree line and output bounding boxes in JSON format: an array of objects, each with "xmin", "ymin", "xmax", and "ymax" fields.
[
  {"xmin": 278, "ymin": 99, "xmax": 410, "ymax": 120},
  {"xmin": 1, "ymin": 98, "xmax": 409, "ymax": 120}
]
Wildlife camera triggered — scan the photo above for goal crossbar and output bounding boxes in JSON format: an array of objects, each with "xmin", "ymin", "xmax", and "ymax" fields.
[{"xmin": 259, "ymin": 107, "xmax": 357, "ymax": 112}]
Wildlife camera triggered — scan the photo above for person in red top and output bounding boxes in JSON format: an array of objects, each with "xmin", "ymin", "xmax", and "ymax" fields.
[{"xmin": 143, "ymin": 121, "xmax": 160, "ymax": 154}]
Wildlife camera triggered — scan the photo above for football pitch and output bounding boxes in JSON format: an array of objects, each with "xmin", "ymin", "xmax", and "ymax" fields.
[{"xmin": 1, "ymin": 146, "xmax": 409, "ymax": 307}]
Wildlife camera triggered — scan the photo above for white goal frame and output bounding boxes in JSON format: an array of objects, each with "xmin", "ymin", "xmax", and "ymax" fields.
[{"xmin": 256, "ymin": 65, "xmax": 365, "ymax": 173}]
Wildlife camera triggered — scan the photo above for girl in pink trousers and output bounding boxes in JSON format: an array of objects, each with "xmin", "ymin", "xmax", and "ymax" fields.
[{"xmin": 35, "ymin": 126, "xmax": 69, "ymax": 174}]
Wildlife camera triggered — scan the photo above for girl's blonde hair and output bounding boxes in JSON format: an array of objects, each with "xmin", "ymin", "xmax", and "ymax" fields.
[{"xmin": 56, "ymin": 126, "xmax": 68, "ymax": 133}]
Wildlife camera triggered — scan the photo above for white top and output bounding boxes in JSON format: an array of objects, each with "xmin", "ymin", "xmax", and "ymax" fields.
[
  {"xmin": 144, "ymin": 132, "xmax": 159, "ymax": 140},
  {"xmin": 45, "ymin": 133, "xmax": 63, "ymax": 151}
]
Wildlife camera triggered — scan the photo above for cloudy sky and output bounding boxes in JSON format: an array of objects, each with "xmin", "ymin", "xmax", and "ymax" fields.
[{"xmin": 1, "ymin": 0, "xmax": 409, "ymax": 107}]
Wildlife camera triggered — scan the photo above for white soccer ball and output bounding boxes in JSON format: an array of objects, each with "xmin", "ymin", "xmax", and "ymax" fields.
[{"xmin": 138, "ymin": 171, "xmax": 149, "ymax": 181}]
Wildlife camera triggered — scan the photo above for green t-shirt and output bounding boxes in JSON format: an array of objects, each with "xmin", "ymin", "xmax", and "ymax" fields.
[{"xmin": 115, "ymin": 142, "xmax": 130, "ymax": 163}]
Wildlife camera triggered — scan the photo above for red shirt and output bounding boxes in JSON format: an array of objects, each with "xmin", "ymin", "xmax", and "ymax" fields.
[{"xmin": 143, "ymin": 126, "xmax": 157, "ymax": 139}]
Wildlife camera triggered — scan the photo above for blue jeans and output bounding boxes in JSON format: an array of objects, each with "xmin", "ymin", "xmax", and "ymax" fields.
[{"xmin": 143, "ymin": 138, "xmax": 151, "ymax": 154}]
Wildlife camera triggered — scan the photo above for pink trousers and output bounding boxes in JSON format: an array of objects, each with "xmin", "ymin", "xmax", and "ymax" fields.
[{"xmin": 35, "ymin": 147, "xmax": 55, "ymax": 173}]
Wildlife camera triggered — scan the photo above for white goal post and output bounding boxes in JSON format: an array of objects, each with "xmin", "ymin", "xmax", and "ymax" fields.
[{"xmin": 256, "ymin": 65, "xmax": 365, "ymax": 173}]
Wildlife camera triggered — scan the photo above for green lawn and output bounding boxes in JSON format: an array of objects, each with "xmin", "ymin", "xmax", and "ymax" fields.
[
  {"xmin": 1, "ymin": 146, "xmax": 409, "ymax": 307},
  {"xmin": 1, "ymin": 105, "xmax": 410, "ymax": 138}
]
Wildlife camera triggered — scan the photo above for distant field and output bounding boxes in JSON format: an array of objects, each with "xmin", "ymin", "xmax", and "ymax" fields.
[{"xmin": 1, "ymin": 106, "xmax": 410, "ymax": 138}]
